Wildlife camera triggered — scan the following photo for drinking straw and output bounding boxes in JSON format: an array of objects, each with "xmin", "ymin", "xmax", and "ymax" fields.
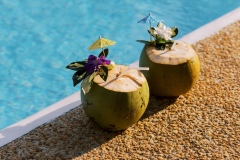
[{"xmin": 117, "ymin": 67, "xmax": 149, "ymax": 79}]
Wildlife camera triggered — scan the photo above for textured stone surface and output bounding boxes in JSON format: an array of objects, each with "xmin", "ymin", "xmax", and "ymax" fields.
[{"xmin": 0, "ymin": 21, "xmax": 239, "ymax": 159}]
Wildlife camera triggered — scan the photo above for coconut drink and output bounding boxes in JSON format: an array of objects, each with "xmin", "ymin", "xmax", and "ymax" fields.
[
  {"xmin": 138, "ymin": 15, "xmax": 200, "ymax": 97},
  {"xmin": 139, "ymin": 41, "xmax": 200, "ymax": 97},
  {"xmin": 81, "ymin": 65, "xmax": 149, "ymax": 131},
  {"xmin": 66, "ymin": 36, "xmax": 149, "ymax": 131}
]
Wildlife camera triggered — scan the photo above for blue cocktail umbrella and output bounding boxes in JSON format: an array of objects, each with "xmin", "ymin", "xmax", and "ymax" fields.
[
  {"xmin": 138, "ymin": 12, "xmax": 160, "ymax": 41},
  {"xmin": 138, "ymin": 12, "xmax": 159, "ymax": 27}
]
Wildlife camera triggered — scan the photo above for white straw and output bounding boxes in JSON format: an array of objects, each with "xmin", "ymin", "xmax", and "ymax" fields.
[
  {"xmin": 171, "ymin": 40, "xmax": 186, "ymax": 50},
  {"xmin": 128, "ymin": 67, "xmax": 149, "ymax": 70},
  {"xmin": 117, "ymin": 67, "xmax": 149, "ymax": 78}
]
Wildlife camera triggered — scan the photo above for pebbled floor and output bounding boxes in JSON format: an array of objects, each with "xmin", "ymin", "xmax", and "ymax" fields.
[{"xmin": 0, "ymin": 20, "xmax": 239, "ymax": 160}]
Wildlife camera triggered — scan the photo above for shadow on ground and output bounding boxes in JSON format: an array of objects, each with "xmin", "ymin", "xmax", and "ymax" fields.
[
  {"xmin": 68, "ymin": 96, "xmax": 177, "ymax": 159},
  {"xmin": 141, "ymin": 95, "xmax": 178, "ymax": 120},
  {"xmin": 0, "ymin": 95, "xmax": 177, "ymax": 159},
  {"xmin": 69, "ymin": 95, "xmax": 177, "ymax": 158}
]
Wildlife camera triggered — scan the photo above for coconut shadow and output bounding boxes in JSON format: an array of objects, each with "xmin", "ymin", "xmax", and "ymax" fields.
[
  {"xmin": 61, "ymin": 106, "xmax": 124, "ymax": 158},
  {"xmin": 140, "ymin": 95, "xmax": 178, "ymax": 120},
  {"xmin": 1, "ymin": 105, "xmax": 124, "ymax": 159}
]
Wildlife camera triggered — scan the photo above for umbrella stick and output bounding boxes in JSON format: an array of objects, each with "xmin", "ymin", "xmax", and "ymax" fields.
[{"xmin": 150, "ymin": 22, "xmax": 152, "ymax": 41}]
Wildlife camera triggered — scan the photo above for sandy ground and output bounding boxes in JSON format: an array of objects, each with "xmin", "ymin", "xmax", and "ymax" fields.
[{"xmin": 0, "ymin": 20, "xmax": 239, "ymax": 160}]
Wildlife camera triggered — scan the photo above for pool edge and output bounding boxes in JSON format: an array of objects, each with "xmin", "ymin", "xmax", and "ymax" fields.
[
  {"xmin": 0, "ymin": 92, "xmax": 81, "ymax": 147},
  {"xmin": 0, "ymin": 7, "xmax": 239, "ymax": 148},
  {"xmin": 180, "ymin": 7, "xmax": 240, "ymax": 44}
]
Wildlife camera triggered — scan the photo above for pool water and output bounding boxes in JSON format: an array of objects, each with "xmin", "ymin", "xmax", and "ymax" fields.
[{"xmin": 0, "ymin": 0, "xmax": 239, "ymax": 130}]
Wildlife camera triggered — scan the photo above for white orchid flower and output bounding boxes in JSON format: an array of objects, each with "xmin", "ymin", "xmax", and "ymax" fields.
[{"xmin": 153, "ymin": 22, "xmax": 172, "ymax": 41}]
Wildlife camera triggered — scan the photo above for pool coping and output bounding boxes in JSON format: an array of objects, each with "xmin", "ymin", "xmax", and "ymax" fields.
[{"xmin": 1, "ymin": 7, "xmax": 239, "ymax": 148}]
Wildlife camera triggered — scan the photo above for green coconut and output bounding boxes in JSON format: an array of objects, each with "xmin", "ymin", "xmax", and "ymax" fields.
[
  {"xmin": 81, "ymin": 65, "xmax": 149, "ymax": 131},
  {"xmin": 139, "ymin": 41, "xmax": 200, "ymax": 97}
]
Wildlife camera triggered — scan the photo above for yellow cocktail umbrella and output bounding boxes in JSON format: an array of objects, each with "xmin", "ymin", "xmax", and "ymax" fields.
[{"xmin": 88, "ymin": 36, "xmax": 116, "ymax": 56}]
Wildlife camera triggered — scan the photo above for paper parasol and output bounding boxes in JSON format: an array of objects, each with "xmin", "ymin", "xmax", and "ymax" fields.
[
  {"xmin": 138, "ymin": 12, "xmax": 160, "ymax": 41},
  {"xmin": 88, "ymin": 36, "xmax": 116, "ymax": 51},
  {"xmin": 138, "ymin": 12, "xmax": 159, "ymax": 27}
]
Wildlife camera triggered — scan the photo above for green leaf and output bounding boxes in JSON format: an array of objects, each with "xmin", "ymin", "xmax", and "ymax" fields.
[
  {"xmin": 156, "ymin": 38, "xmax": 166, "ymax": 44},
  {"xmin": 156, "ymin": 44, "xmax": 166, "ymax": 50},
  {"xmin": 99, "ymin": 66, "xmax": 108, "ymax": 81},
  {"xmin": 171, "ymin": 27, "xmax": 178, "ymax": 38},
  {"xmin": 165, "ymin": 40, "xmax": 174, "ymax": 44},
  {"xmin": 89, "ymin": 72, "xmax": 98, "ymax": 86},
  {"xmin": 98, "ymin": 48, "xmax": 109, "ymax": 57},
  {"xmin": 147, "ymin": 27, "xmax": 156, "ymax": 38},
  {"xmin": 82, "ymin": 59, "xmax": 88, "ymax": 63},
  {"xmin": 137, "ymin": 40, "xmax": 155, "ymax": 46},
  {"xmin": 157, "ymin": 22, "xmax": 162, "ymax": 28},
  {"xmin": 81, "ymin": 75, "xmax": 92, "ymax": 95},
  {"xmin": 66, "ymin": 61, "xmax": 87, "ymax": 71},
  {"xmin": 165, "ymin": 41, "xmax": 174, "ymax": 49},
  {"xmin": 72, "ymin": 70, "xmax": 87, "ymax": 86}
]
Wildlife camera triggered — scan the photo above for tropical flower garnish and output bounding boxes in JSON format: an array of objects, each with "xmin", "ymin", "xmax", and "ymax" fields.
[
  {"xmin": 137, "ymin": 13, "xmax": 178, "ymax": 50},
  {"xmin": 153, "ymin": 22, "xmax": 173, "ymax": 41},
  {"xmin": 66, "ymin": 36, "xmax": 116, "ymax": 89},
  {"xmin": 66, "ymin": 48, "xmax": 113, "ymax": 87},
  {"xmin": 84, "ymin": 54, "xmax": 111, "ymax": 74}
]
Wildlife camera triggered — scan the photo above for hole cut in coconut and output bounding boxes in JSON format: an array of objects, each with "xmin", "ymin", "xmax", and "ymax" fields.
[
  {"xmin": 146, "ymin": 41, "xmax": 196, "ymax": 65},
  {"xmin": 93, "ymin": 65, "xmax": 149, "ymax": 92}
]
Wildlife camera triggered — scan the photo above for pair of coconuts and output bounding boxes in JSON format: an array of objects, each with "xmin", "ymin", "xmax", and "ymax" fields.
[{"xmin": 81, "ymin": 41, "xmax": 200, "ymax": 131}]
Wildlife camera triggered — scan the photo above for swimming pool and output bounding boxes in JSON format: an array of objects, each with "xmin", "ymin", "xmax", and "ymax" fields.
[{"xmin": 0, "ymin": 0, "xmax": 239, "ymax": 130}]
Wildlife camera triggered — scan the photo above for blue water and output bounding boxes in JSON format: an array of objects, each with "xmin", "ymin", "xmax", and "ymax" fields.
[{"xmin": 0, "ymin": 0, "xmax": 239, "ymax": 130}]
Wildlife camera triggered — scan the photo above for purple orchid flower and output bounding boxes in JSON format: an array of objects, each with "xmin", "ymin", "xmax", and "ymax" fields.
[{"xmin": 84, "ymin": 55, "xmax": 111, "ymax": 74}]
